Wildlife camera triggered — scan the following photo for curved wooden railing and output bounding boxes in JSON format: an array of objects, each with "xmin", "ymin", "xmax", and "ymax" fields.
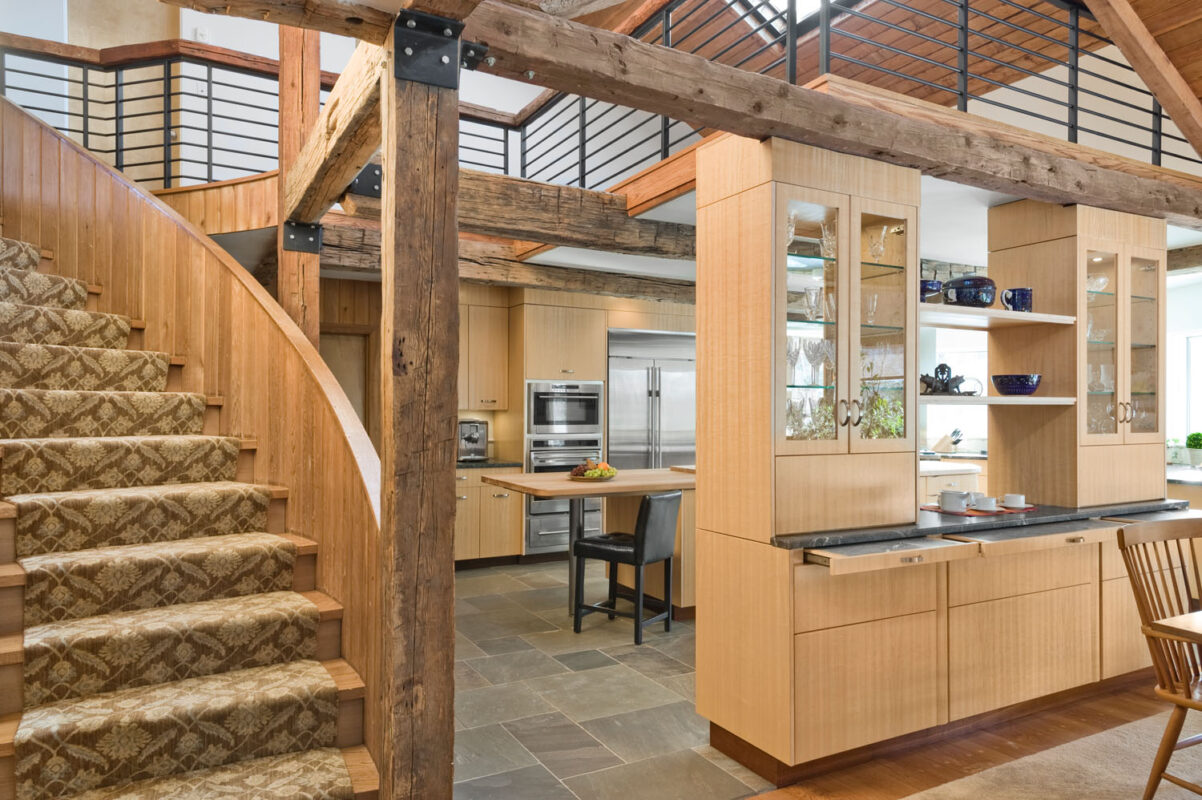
[{"xmin": 0, "ymin": 95, "xmax": 385, "ymax": 762}]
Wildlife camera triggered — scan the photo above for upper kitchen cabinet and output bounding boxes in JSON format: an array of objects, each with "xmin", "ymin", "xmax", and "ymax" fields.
[
  {"xmin": 519, "ymin": 304, "xmax": 608, "ymax": 382},
  {"xmin": 459, "ymin": 286, "xmax": 511, "ymax": 412},
  {"xmin": 987, "ymin": 201, "xmax": 1166, "ymax": 507},
  {"xmin": 697, "ymin": 134, "xmax": 919, "ymax": 542}
]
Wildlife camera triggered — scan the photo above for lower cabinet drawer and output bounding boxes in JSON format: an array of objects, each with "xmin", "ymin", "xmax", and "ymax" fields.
[
  {"xmin": 948, "ymin": 544, "xmax": 1096, "ymax": 607},
  {"xmin": 793, "ymin": 562, "xmax": 937, "ymax": 633},
  {"xmin": 948, "ymin": 584, "xmax": 1096, "ymax": 720},
  {"xmin": 1101, "ymin": 577, "xmax": 1152, "ymax": 678},
  {"xmin": 793, "ymin": 612, "xmax": 938, "ymax": 762}
]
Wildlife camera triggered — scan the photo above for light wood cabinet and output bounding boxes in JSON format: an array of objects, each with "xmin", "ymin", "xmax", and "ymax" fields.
[
  {"xmin": 459, "ymin": 305, "xmax": 509, "ymax": 411},
  {"xmin": 454, "ymin": 468, "xmax": 522, "ymax": 560},
  {"xmin": 612, "ymin": 488, "xmax": 698, "ymax": 609},
  {"xmin": 1101, "ymin": 577, "xmax": 1151, "ymax": 678},
  {"xmin": 794, "ymin": 612, "xmax": 938, "ymax": 762},
  {"xmin": 522, "ymin": 304, "xmax": 607, "ymax": 381}
]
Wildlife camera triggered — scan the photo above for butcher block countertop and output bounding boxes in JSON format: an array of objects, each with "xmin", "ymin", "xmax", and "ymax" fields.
[{"xmin": 481, "ymin": 468, "xmax": 695, "ymax": 499}]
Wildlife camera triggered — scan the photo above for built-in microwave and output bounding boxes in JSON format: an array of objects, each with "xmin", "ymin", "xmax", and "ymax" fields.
[{"xmin": 526, "ymin": 381, "xmax": 603, "ymax": 436}]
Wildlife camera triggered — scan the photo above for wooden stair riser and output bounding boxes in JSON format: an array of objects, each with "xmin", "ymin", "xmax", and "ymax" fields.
[{"xmin": 166, "ymin": 359, "xmax": 185, "ymax": 391}]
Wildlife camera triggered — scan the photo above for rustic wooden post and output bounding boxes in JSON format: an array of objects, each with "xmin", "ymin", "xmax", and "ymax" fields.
[
  {"xmin": 277, "ymin": 25, "xmax": 322, "ymax": 345},
  {"xmin": 378, "ymin": 13, "xmax": 460, "ymax": 800}
]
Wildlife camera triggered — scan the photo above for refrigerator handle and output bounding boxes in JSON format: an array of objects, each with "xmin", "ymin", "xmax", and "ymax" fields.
[
  {"xmin": 653, "ymin": 366, "xmax": 662, "ymax": 469},
  {"xmin": 646, "ymin": 366, "xmax": 656, "ymax": 469}
]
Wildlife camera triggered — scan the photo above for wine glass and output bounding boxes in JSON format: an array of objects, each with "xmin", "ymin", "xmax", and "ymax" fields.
[
  {"xmin": 803, "ymin": 339, "xmax": 825, "ymax": 386},
  {"xmin": 824, "ymin": 291, "xmax": 837, "ymax": 323},
  {"xmin": 869, "ymin": 225, "xmax": 889, "ymax": 262},
  {"xmin": 864, "ymin": 293, "xmax": 879, "ymax": 325},
  {"xmin": 786, "ymin": 338, "xmax": 803, "ymax": 385},
  {"xmin": 820, "ymin": 220, "xmax": 837, "ymax": 259},
  {"xmin": 822, "ymin": 339, "xmax": 836, "ymax": 381},
  {"xmin": 805, "ymin": 287, "xmax": 822, "ymax": 320}
]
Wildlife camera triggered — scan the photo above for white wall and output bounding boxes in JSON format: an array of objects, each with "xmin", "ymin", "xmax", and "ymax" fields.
[
  {"xmin": 0, "ymin": 0, "xmax": 66, "ymax": 40},
  {"xmin": 1167, "ymin": 274, "xmax": 1202, "ymax": 443}
]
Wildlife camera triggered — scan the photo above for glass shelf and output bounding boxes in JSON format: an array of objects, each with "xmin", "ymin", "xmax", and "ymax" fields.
[
  {"xmin": 861, "ymin": 261, "xmax": 905, "ymax": 271},
  {"xmin": 786, "ymin": 384, "xmax": 835, "ymax": 391},
  {"xmin": 1087, "ymin": 391, "xmax": 1116, "ymax": 396},
  {"xmin": 1132, "ymin": 343, "xmax": 1157, "ymax": 350},
  {"xmin": 1132, "ymin": 391, "xmax": 1157, "ymax": 396},
  {"xmin": 1087, "ymin": 290, "xmax": 1115, "ymax": 297},
  {"xmin": 1132, "ymin": 295, "xmax": 1155, "ymax": 302},
  {"xmin": 1088, "ymin": 340, "xmax": 1116, "ymax": 347},
  {"xmin": 786, "ymin": 254, "xmax": 835, "ymax": 272},
  {"xmin": 862, "ymin": 324, "xmax": 903, "ymax": 334},
  {"xmin": 786, "ymin": 316, "xmax": 835, "ymax": 326}
]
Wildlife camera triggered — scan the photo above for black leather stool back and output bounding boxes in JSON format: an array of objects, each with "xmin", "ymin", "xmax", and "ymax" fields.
[{"xmin": 636, "ymin": 491, "xmax": 682, "ymax": 565}]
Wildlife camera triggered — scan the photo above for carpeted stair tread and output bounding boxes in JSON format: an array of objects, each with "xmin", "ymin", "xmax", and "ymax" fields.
[
  {"xmin": 0, "ymin": 300, "xmax": 130, "ymax": 349},
  {"xmin": 21, "ymin": 532, "xmax": 298, "ymax": 625},
  {"xmin": 0, "ymin": 235, "xmax": 39, "ymax": 270},
  {"xmin": 23, "ymin": 591, "xmax": 322, "ymax": 705},
  {"xmin": 0, "ymin": 434, "xmax": 240, "ymax": 494},
  {"xmin": 13, "ymin": 659, "xmax": 342, "ymax": 800},
  {"xmin": 0, "ymin": 340, "xmax": 168, "ymax": 392},
  {"xmin": 9, "ymin": 480, "xmax": 274, "ymax": 558},
  {"xmin": 0, "ymin": 388, "xmax": 205, "ymax": 439},
  {"xmin": 65, "ymin": 747, "xmax": 356, "ymax": 800},
  {"xmin": 0, "ymin": 266, "xmax": 88, "ymax": 310}
]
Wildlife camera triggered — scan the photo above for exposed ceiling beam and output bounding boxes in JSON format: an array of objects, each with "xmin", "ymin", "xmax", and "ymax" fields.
[
  {"xmin": 1080, "ymin": 0, "xmax": 1202, "ymax": 158},
  {"xmin": 1169, "ymin": 244, "xmax": 1202, "ymax": 271},
  {"xmin": 284, "ymin": 40, "xmax": 386, "ymax": 224},
  {"xmin": 338, "ymin": 169, "xmax": 696, "ymax": 258},
  {"xmin": 321, "ymin": 221, "xmax": 695, "ymax": 302},
  {"xmin": 464, "ymin": 0, "xmax": 1202, "ymax": 229},
  {"xmin": 158, "ymin": 0, "xmax": 396, "ymax": 43}
]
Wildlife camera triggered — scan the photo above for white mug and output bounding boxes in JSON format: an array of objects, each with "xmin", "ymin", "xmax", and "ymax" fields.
[
  {"xmin": 940, "ymin": 490, "xmax": 970, "ymax": 513},
  {"xmin": 974, "ymin": 496, "xmax": 998, "ymax": 512},
  {"xmin": 968, "ymin": 491, "xmax": 986, "ymax": 507},
  {"xmin": 1003, "ymin": 493, "xmax": 1027, "ymax": 509}
]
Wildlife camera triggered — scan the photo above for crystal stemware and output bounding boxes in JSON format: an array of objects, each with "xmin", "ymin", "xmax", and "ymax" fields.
[
  {"xmin": 803, "ymin": 339, "xmax": 825, "ymax": 386},
  {"xmin": 869, "ymin": 225, "xmax": 889, "ymax": 262}
]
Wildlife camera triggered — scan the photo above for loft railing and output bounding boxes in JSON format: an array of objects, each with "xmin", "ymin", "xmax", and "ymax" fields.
[{"xmin": 3, "ymin": 0, "xmax": 1200, "ymax": 196}]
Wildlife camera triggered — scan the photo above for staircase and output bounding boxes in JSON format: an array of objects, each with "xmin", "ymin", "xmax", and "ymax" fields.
[{"xmin": 0, "ymin": 234, "xmax": 378, "ymax": 798}]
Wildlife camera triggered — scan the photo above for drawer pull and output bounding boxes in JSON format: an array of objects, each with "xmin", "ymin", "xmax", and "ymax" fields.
[
  {"xmin": 1066, "ymin": 536, "xmax": 1086, "ymax": 544},
  {"xmin": 481, "ymin": 399, "xmax": 497, "ymax": 404},
  {"xmin": 457, "ymin": 495, "xmax": 469, "ymax": 501},
  {"xmin": 561, "ymin": 369, "xmax": 576, "ymax": 374},
  {"xmin": 900, "ymin": 555, "xmax": 925, "ymax": 564},
  {"xmin": 493, "ymin": 493, "xmax": 510, "ymax": 498},
  {"xmin": 456, "ymin": 475, "xmax": 468, "ymax": 481}
]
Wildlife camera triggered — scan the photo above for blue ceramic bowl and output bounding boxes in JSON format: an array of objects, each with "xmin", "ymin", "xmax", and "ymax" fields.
[
  {"xmin": 992, "ymin": 374, "xmax": 1042, "ymax": 396},
  {"xmin": 943, "ymin": 276, "xmax": 996, "ymax": 308}
]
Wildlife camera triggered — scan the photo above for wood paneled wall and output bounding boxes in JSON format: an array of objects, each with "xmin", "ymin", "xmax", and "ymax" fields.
[
  {"xmin": 0, "ymin": 97, "xmax": 385, "ymax": 762},
  {"xmin": 155, "ymin": 172, "xmax": 280, "ymax": 235}
]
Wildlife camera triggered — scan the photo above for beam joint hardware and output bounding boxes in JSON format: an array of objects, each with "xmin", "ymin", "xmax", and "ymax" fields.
[
  {"xmin": 393, "ymin": 10, "xmax": 487, "ymax": 89},
  {"xmin": 283, "ymin": 221, "xmax": 324, "ymax": 253}
]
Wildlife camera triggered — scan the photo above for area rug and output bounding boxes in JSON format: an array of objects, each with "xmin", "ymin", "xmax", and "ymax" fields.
[{"xmin": 903, "ymin": 712, "xmax": 1202, "ymax": 799}]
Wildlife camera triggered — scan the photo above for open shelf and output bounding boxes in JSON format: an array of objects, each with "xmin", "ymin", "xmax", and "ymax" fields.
[
  {"xmin": 920, "ymin": 395, "xmax": 1076, "ymax": 406},
  {"xmin": 919, "ymin": 305, "xmax": 1074, "ymax": 331}
]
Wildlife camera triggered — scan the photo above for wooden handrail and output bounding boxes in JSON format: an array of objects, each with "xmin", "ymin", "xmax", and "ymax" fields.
[
  {"xmin": 0, "ymin": 31, "xmax": 516, "ymax": 126},
  {"xmin": 0, "ymin": 93, "xmax": 386, "ymax": 764}
]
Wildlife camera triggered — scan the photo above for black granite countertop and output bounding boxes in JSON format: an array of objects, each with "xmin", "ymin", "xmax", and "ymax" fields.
[
  {"xmin": 455, "ymin": 460, "xmax": 523, "ymax": 470},
  {"xmin": 772, "ymin": 498, "xmax": 1190, "ymax": 550}
]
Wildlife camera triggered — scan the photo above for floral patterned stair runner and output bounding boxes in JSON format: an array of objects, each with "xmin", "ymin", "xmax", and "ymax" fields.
[{"xmin": 0, "ymin": 234, "xmax": 357, "ymax": 799}]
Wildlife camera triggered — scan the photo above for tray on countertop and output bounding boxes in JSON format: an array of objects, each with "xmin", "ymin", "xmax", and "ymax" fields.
[{"xmin": 921, "ymin": 504, "xmax": 1037, "ymax": 517}]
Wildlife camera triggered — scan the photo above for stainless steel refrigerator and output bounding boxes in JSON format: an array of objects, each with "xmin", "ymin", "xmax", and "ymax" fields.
[{"xmin": 607, "ymin": 330, "xmax": 696, "ymax": 470}]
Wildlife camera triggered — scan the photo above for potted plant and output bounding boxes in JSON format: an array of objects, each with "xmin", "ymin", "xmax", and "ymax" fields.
[{"xmin": 1188, "ymin": 433, "xmax": 1202, "ymax": 467}]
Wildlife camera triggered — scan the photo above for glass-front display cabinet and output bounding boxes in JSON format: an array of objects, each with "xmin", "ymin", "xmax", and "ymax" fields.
[
  {"xmin": 1080, "ymin": 241, "xmax": 1165, "ymax": 446},
  {"xmin": 777, "ymin": 186, "xmax": 915, "ymax": 455}
]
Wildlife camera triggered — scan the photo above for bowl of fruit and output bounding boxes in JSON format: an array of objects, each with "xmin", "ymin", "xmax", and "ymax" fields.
[{"xmin": 569, "ymin": 459, "xmax": 618, "ymax": 482}]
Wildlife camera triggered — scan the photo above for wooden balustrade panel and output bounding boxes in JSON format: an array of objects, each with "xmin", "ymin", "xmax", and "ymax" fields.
[
  {"xmin": 0, "ymin": 96, "xmax": 385, "ymax": 761},
  {"xmin": 155, "ymin": 172, "xmax": 281, "ymax": 235}
]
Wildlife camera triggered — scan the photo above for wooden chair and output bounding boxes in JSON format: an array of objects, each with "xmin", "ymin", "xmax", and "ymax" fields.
[{"xmin": 1119, "ymin": 519, "xmax": 1202, "ymax": 799}]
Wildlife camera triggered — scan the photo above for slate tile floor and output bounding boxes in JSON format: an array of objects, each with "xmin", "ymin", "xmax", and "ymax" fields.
[{"xmin": 454, "ymin": 561, "xmax": 773, "ymax": 799}]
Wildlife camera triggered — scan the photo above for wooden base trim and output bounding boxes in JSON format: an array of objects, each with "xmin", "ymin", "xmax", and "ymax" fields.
[{"xmin": 711, "ymin": 668, "xmax": 1156, "ymax": 787}]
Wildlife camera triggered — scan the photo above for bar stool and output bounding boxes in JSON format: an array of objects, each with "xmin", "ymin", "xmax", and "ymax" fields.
[{"xmin": 572, "ymin": 490, "xmax": 681, "ymax": 645}]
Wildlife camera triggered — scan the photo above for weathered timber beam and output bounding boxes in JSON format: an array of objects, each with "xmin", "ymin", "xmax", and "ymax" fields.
[
  {"xmin": 321, "ymin": 221, "xmax": 695, "ymax": 302},
  {"xmin": 338, "ymin": 169, "xmax": 695, "ymax": 258},
  {"xmin": 1081, "ymin": 0, "xmax": 1202, "ymax": 159},
  {"xmin": 284, "ymin": 41, "xmax": 386, "ymax": 224},
  {"xmin": 463, "ymin": 1, "xmax": 1202, "ymax": 230},
  {"xmin": 1169, "ymin": 244, "xmax": 1202, "ymax": 271},
  {"xmin": 158, "ymin": 0, "xmax": 395, "ymax": 43}
]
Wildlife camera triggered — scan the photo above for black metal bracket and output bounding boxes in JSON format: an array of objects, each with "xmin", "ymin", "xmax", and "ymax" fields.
[
  {"xmin": 394, "ymin": 10, "xmax": 464, "ymax": 90},
  {"xmin": 349, "ymin": 163, "xmax": 382, "ymax": 198},
  {"xmin": 282, "ymin": 221, "xmax": 323, "ymax": 254},
  {"xmin": 461, "ymin": 41, "xmax": 489, "ymax": 71}
]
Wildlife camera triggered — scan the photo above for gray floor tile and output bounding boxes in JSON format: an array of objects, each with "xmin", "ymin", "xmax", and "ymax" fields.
[
  {"xmin": 652, "ymin": 672, "xmax": 695, "ymax": 702},
  {"xmin": 456, "ymin": 661, "xmax": 492, "ymax": 690},
  {"xmin": 581, "ymin": 701, "xmax": 709, "ymax": 762},
  {"xmin": 460, "ymin": 593, "xmax": 524, "ymax": 614},
  {"xmin": 555, "ymin": 650, "xmax": 619, "ymax": 672},
  {"xmin": 455, "ymin": 682, "xmax": 555, "ymax": 728},
  {"xmin": 649, "ymin": 633, "xmax": 696, "ymax": 667},
  {"xmin": 456, "ymin": 632, "xmax": 487, "ymax": 661},
  {"xmin": 525, "ymin": 664, "xmax": 682, "ymax": 722},
  {"xmin": 468, "ymin": 649, "xmax": 570, "ymax": 685},
  {"xmin": 454, "ymin": 724, "xmax": 538, "ymax": 782},
  {"xmin": 514, "ymin": 570, "xmax": 569, "ymax": 589},
  {"xmin": 524, "ymin": 620, "xmax": 638, "ymax": 655},
  {"xmin": 693, "ymin": 745, "xmax": 775, "ymax": 792},
  {"xmin": 504, "ymin": 711, "xmax": 624, "ymax": 779},
  {"xmin": 454, "ymin": 764, "xmax": 578, "ymax": 800},
  {"xmin": 564, "ymin": 749, "xmax": 754, "ymax": 800},
  {"xmin": 605, "ymin": 644, "xmax": 692, "ymax": 680},
  {"xmin": 457, "ymin": 606, "xmax": 560, "ymax": 643},
  {"xmin": 510, "ymin": 585, "xmax": 575, "ymax": 613},
  {"xmin": 477, "ymin": 636, "xmax": 536, "ymax": 656},
  {"xmin": 456, "ymin": 571, "xmax": 534, "ymax": 599}
]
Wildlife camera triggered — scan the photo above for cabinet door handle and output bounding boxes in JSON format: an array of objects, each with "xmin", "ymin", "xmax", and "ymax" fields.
[
  {"xmin": 481, "ymin": 399, "xmax": 496, "ymax": 404},
  {"xmin": 850, "ymin": 398, "xmax": 863, "ymax": 427},
  {"xmin": 900, "ymin": 555, "xmax": 925, "ymax": 564},
  {"xmin": 561, "ymin": 369, "xmax": 576, "ymax": 374},
  {"xmin": 492, "ymin": 493, "xmax": 509, "ymax": 498},
  {"xmin": 1066, "ymin": 536, "xmax": 1085, "ymax": 544},
  {"xmin": 456, "ymin": 475, "xmax": 468, "ymax": 481},
  {"xmin": 837, "ymin": 399, "xmax": 851, "ymax": 427},
  {"xmin": 1121, "ymin": 402, "xmax": 1133, "ymax": 424},
  {"xmin": 457, "ymin": 495, "xmax": 469, "ymax": 501}
]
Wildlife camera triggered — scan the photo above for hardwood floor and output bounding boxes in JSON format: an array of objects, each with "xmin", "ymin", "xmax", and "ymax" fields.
[{"xmin": 758, "ymin": 682, "xmax": 1166, "ymax": 799}]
